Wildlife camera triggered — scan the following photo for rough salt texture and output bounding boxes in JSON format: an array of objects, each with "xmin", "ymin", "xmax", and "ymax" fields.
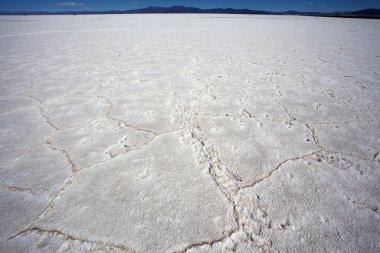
[{"xmin": 0, "ymin": 14, "xmax": 379, "ymax": 253}]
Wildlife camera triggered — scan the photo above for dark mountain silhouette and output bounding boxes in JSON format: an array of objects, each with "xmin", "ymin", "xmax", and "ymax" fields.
[
  {"xmin": 351, "ymin": 8, "xmax": 380, "ymax": 16},
  {"xmin": 126, "ymin": 6, "xmax": 203, "ymax": 13},
  {"xmin": 126, "ymin": 6, "xmax": 269, "ymax": 15},
  {"xmin": 0, "ymin": 6, "xmax": 379, "ymax": 18}
]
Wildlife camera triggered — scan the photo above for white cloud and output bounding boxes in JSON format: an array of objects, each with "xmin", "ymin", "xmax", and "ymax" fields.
[{"xmin": 57, "ymin": 2, "xmax": 85, "ymax": 7}]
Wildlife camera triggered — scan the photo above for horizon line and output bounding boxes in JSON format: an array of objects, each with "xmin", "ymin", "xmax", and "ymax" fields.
[{"xmin": 1, "ymin": 5, "xmax": 380, "ymax": 14}]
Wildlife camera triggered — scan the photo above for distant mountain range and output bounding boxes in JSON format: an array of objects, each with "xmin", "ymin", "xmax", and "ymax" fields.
[{"xmin": 1, "ymin": 6, "xmax": 380, "ymax": 19}]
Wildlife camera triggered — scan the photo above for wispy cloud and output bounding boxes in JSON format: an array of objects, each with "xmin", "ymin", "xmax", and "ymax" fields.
[{"xmin": 57, "ymin": 2, "xmax": 85, "ymax": 7}]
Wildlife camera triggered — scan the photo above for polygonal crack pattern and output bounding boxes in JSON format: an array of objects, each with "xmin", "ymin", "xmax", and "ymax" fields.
[{"xmin": 1, "ymin": 14, "xmax": 379, "ymax": 253}]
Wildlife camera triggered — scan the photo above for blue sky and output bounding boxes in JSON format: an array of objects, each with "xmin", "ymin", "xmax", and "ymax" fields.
[{"xmin": 1, "ymin": 0, "xmax": 380, "ymax": 12}]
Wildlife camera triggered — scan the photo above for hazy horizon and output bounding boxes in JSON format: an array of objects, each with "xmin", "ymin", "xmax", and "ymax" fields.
[{"xmin": 1, "ymin": 0, "xmax": 380, "ymax": 13}]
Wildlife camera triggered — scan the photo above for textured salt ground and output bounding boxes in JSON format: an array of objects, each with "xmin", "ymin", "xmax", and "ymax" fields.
[{"xmin": 0, "ymin": 14, "xmax": 379, "ymax": 253}]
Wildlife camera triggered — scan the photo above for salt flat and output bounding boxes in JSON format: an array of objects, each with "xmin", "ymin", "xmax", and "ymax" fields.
[{"xmin": 0, "ymin": 14, "xmax": 379, "ymax": 253}]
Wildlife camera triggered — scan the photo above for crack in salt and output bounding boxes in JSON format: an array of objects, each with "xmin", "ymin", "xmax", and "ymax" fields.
[
  {"xmin": 6, "ymin": 226, "xmax": 134, "ymax": 253},
  {"xmin": 0, "ymin": 183, "xmax": 36, "ymax": 195}
]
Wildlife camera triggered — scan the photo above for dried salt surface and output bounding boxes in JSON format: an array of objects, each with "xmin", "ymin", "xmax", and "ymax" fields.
[
  {"xmin": 35, "ymin": 134, "xmax": 236, "ymax": 252},
  {"xmin": 0, "ymin": 145, "xmax": 72, "ymax": 242},
  {"xmin": 0, "ymin": 14, "xmax": 379, "ymax": 253},
  {"xmin": 237, "ymin": 154, "xmax": 380, "ymax": 252}
]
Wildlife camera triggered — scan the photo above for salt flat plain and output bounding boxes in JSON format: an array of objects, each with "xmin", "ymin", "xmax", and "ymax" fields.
[{"xmin": 0, "ymin": 14, "xmax": 379, "ymax": 252}]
